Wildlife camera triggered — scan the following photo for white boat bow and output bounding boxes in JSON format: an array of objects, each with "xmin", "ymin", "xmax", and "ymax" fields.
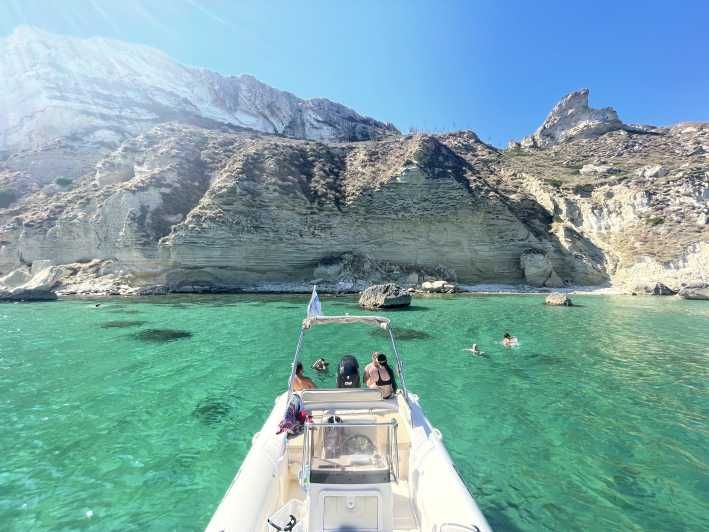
[{"xmin": 206, "ymin": 316, "xmax": 491, "ymax": 532}]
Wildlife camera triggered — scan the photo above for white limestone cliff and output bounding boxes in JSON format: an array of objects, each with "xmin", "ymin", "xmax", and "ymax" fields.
[{"xmin": 0, "ymin": 26, "xmax": 398, "ymax": 154}]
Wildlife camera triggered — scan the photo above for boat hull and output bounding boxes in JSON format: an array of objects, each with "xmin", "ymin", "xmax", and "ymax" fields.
[{"xmin": 206, "ymin": 391, "xmax": 491, "ymax": 532}]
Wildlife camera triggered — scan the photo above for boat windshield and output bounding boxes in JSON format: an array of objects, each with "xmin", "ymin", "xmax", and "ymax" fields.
[{"xmin": 302, "ymin": 420, "xmax": 399, "ymax": 485}]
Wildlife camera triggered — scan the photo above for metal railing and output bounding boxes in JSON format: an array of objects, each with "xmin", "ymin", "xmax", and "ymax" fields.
[{"xmin": 286, "ymin": 319, "xmax": 409, "ymax": 403}]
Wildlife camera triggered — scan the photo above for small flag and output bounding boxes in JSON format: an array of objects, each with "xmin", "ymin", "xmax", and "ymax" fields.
[{"xmin": 307, "ymin": 285, "xmax": 322, "ymax": 318}]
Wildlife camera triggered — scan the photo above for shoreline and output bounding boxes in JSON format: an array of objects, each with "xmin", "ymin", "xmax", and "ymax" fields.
[
  {"xmin": 8, "ymin": 277, "xmax": 700, "ymax": 301},
  {"xmin": 41, "ymin": 282, "xmax": 625, "ymax": 299}
]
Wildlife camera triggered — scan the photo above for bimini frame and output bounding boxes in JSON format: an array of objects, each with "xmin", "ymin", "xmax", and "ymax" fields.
[{"xmin": 286, "ymin": 315, "xmax": 409, "ymax": 406}]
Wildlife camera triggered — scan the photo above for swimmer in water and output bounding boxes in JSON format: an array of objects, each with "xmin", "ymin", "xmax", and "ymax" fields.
[
  {"xmin": 502, "ymin": 332, "xmax": 519, "ymax": 347},
  {"xmin": 463, "ymin": 344, "xmax": 487, "ymax": 357},
  {"xmin": 463, "ymin": 343, "xmax": 485, "ymax": 355},
  {"xmin": 311, "ymin": 357, "xmax": 329, "ymax": 372}
]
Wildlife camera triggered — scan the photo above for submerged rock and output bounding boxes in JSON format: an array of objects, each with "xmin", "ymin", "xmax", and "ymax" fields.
[
  {"xmin": 133, "ymin": 329, "xmax": 193, "ymax": 342},
  {"xmin": 192, "ymin": 397, "xmax": 234, "ymax": 426},
  {"xmin": 358, "ymin": 284, "xmax": 411, "ymax": 309},
  {"xmin": 545, "ymin": 293, "xmax": 573, "ymax": 306},
  {"xmin": 100, "ymin": 320, "xmax": 148, "ymax": 328},
  {"xmin": 369, "ymin": 327, "xmax": 432, "ymax": 341}
]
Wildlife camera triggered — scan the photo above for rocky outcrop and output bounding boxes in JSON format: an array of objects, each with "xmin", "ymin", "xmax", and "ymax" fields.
[
  {"xmin": 358, "ymin": 284, "xmax": 411, "ymax": 309},
  {"xmin": 520, "ymin": 89, "xmax": 626, "ymax": 148},
  {"xmin": 651, "ymin": 282, "xmax": 677, "ymax": 296},
  {"xmin": 504, "ymin": 115, "xmax": 708, "ymax": 293},
  {"xmin": 636, "ymin": 165, "xmax": 667, "ymax": 179},
  {"xmin": 545, "ymin": 293, "xmax": 572, "ymax": 306},
  {"xmin": 0, "ymin": 260, "xmax": 61, "ymax": 300},
  {"xmin": 678, "ymin": 284, "xmax": 709, "ymax": 300},
  {"xmin": 579, "ymin": 164, "xmax": 616, "ymax": 176}
]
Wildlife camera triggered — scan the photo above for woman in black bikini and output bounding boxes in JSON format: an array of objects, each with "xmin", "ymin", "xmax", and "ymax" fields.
[{"xmin": 364, "ymin": 352, "xmax": 397, "ymax": 399}]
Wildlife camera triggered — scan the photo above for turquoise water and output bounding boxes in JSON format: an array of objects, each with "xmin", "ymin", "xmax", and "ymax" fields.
[{"xmin": 1, "ymin": 294, "xmax": 708, "ymax": 531}]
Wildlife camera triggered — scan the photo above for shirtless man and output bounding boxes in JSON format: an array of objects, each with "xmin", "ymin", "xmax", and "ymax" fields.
[
  {"xmin": 364, "ymin": 352, "xmax": 396, "ymax": 399},
  {"xmin": 292, "ymin": 362, "xmax": 316, "ymax": 391}
]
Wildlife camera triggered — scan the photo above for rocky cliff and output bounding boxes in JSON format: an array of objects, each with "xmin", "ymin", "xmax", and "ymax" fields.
[
  {"xmin": 0, "ymin": 29, "xmax": 706, "ymax": 296},
  {"xmin": 503, "ymin": 122, "xmax": 708, "ymax": 293},
  {"xmin": 0, "ymin": 27, "xmax": 397, "ymax": 178}
]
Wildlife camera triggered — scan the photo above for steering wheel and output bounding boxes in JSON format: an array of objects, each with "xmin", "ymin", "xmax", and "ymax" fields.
[{"xmin": 343, "ymin": 434, "xmax": 375, "ymax": 455}]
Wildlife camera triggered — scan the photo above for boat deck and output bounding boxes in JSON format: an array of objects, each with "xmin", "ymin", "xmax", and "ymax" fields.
[
  {"xmin": 279, "ymin": 392, "xmax": 419, "ymax": 530},
  {"xmin": 392, "ymin": 480, "xmax": 419, "ymax": 531}
]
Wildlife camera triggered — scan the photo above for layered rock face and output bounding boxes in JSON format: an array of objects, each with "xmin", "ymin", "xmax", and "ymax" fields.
[
  {"xmin": 0, "ymin": 29, "xmax": 706, "ymax": 295},
  {"xmin": 504, "ymin": 120, "xmax": 708, "ymax": 293},
  {"xmin": 2, "ymin": 128, "xmax": 583, "ymax": 291}
]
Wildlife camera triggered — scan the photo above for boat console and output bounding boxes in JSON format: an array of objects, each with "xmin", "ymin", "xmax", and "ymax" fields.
[{"xmin": 299, "ymin": 419, "xmax": 398, "ymax": 530}]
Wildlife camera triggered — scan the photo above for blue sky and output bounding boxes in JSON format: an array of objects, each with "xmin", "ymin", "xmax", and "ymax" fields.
[{"xmin": 2, "ymin": 0, "xmax": 708, "ymax": 146}]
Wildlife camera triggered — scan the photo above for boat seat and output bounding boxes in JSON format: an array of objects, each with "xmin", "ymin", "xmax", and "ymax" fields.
[
  {"xmin": 302, "ymin": 389, "xmax": 383, "ymax": 403},
  {"xmin": 301, "ymin": 389, "xmax": 398, "ymax": 412}
]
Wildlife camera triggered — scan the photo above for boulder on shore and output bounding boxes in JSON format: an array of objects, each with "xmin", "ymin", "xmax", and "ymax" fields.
[
  {"xmin": 358, "ymin": 283, "xmax": 412, "ymax": 309},
  {"xmin": 651, "ymin": 282, "xmax": 677, "ymax": 296},
  {"xmin": 420, "ymin": 280, "xmax": 457, "ymax": 293},
  {"xmin": 678, "ymin": 284, "xmax": 709, "ymax": 300},
  {"xmin": 545, "ymin": 292, "xmax": 573, "ymax": 306},
  {"xmin": 0, "ymin": 262, "xmax": 62, "ymax": 301}
]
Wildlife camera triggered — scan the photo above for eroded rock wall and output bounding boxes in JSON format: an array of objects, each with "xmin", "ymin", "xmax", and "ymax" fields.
[{"xmin": 0, "ymin": 89, "xmax": 705, "ymax": 295}]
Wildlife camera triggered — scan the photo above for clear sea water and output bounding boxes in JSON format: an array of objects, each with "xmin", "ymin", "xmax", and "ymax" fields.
[{"xmin": 1, "ymin": 294, "xmax": 707, "ymax": 531}]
